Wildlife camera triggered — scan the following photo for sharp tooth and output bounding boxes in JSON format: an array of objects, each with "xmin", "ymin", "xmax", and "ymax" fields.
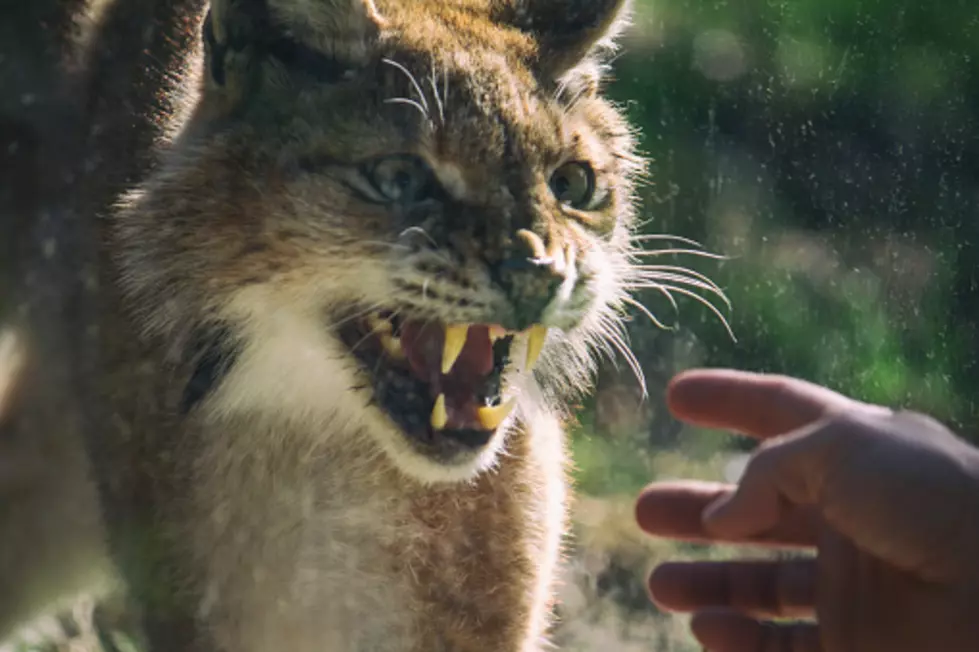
[
  {"xmin": 380, "ymin": 333, "xmax": 405, "ymax": 360},
  {"xmin": 430, "ymin": 394, "xmax": 448, "ymax": 430},
  {"xmin": 524, "ymin": 324, "xmax": 548, "ymax": 372},
  {"xmin": 442, "ymin": 324, "xmax": 469, "ymax": 375},
  {"xmin": 367, "ymin": 313, "xmax": 392, "ymax": 334},
  {"xmin": 477, "ymin": 398, "xmax": 516, "ymax": 431}
]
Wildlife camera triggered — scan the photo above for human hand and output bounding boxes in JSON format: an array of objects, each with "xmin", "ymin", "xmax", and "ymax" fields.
[
  {"xmin": 0, "ymin": 330, "xmax": 25, "ymax": 426},
  {"xmin": 636, "ymin": 369, "xmax": 979, "ymax": 652}
]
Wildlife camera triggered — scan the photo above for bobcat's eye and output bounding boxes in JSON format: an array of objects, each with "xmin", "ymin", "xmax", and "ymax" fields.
[
  {"xmin": 549, "ymin": 162, "xmax": 596, "ymax": 209},
  {"xmin": 364, "ymin": 155, "xmax": 437, "ymax": 204}
]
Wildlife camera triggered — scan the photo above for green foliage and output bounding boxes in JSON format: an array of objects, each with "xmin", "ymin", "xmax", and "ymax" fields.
[
  {"xmin": 570, "ymin": 0, "xmax": 979, "ymax": 472},
  {"xmin": 572, "ymin": 432, "xmax": 656, "ymax": 497}
]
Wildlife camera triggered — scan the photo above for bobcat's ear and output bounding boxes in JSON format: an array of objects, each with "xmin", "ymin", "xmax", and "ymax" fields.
[
  {"xmin": 203, "ymin": 0, "xmax": 384, "ymax": 97},
  {"xmin": 497, "ymin": 0, "xmax": 632, "ymax": 80}
]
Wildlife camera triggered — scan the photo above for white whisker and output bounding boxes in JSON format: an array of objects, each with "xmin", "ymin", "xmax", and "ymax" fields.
[
  {"xmin": 586, "ymin": 320, "xmax": 617, "ymax": 364},
  {"xmin": 622, "ymin": 295, "xmax": 675, "ymax": 331},
  {"xmin": 552, "ymin": 75, "xmax": 572, "ymax": 103},
  {"xmin": 631, "ymin": 247, "xmax": 729, "ymax": 260},
  {"xmin": 633, "ymin": 264, "xmax": 725, "ymax": 292},
  {"xmin": 630, "ymin": 273, "xmax": 731, "ymax": 309},
  {"xmin": 632, "ymin": 271, "xmax": 727, "ymax": 299},
  {"xmin": 630, "ymin": 281, "xmax": 730, "ymax": 313},
  {"xmin": 562, "ymin": 85, "xmax": 589, "ymax": 117},
  {"xmin": 636, "ymin": 279, "xmax": 680, "ymax": 315},
  {"xmin": 428, "ymin": 67, "xmax": 445, "ymax": 126},
  {"xmin": 631, "ymin": 233, "xmax": 706, "ymax": 248},
  {"xmin": 349, "ymin": 328, "xmax": 379, "ymax": 357},
  {"xmin": 382, "ymin": 58, "xmax": 430, "ymax": 115},
  {"xmin": 598, "ymin": 315, "xmax": 647, "ymax": 398},
  {"xmin": 442, "ymin": 64, "xmax": 449, "ymax": 115},
  {"xmin": 383, "ymin": 97, "xmax": 431, "ymax": 123},
  {"xmin": 398, "ymin": 226, "xmax": 439, "ymax": 248},
  {"xmin": 655, "ymin": 284, "xmax": 736, "ymax": 341}
]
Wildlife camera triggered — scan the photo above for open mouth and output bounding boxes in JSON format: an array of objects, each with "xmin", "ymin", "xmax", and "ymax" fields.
[{"xmin": 337, "ymin": 310, "xmax": 546, "ymax": 458}]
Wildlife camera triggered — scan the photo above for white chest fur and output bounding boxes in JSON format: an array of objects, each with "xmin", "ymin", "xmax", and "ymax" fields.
[
  {"xmin": 189, "ymin": 424, "xmax": 422, "ymax": 652},
  {"xmin": 186, "ymin": 293, "xmax": 566, "ymax": 652}
]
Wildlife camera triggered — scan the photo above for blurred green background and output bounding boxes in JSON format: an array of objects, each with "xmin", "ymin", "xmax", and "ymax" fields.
[
  {"xmin": 573, "ymin": 0, "xmax": 979, "ymax": 492},
  {"xmin": 555, "ymin": 0, "xmax": 978, "ymax": 648}
]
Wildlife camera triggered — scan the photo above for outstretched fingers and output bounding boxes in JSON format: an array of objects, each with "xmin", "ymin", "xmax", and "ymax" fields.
[
  {"xmin": 691, "ymin": 610, "xmax": 822, "ymax": 652},
  {"xmin": 667, "ymin": 369, "xmax": 870, "ymax": 439},
  {"xmin": 636, "ymin": 481, "xmax": 820, "ymax": 547},
  {"xmin": 649, "ymin": 559, "xmax": 816, "ymax": 619}
]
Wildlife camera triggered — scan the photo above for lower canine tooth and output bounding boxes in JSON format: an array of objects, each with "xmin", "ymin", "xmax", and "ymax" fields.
[
  {"xmin": 477, "ymin": 398, "xmax": 516, "ymax": 431},
  {"xmin": 442, "ymin": 324, "xmax": 469, "ymax": 374},
  {"xmin": 367, "ymin": 313, "xmax": 393, "ymax": 334},
  {"xmin": 524, "ymin": 325, "xmax": 548, "ymax": 372},
  {"xmin": 430, "ymin": 394, "xmax": 448, "ymax": 430},
  {"xmin": 380, "ymin": 333, "xmax": 405, "ymax": 360}
]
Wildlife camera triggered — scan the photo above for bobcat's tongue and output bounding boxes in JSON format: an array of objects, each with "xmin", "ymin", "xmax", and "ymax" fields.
[{"xmin": 399, "ymin": 322, "xmax": 495, "ymax": 431}]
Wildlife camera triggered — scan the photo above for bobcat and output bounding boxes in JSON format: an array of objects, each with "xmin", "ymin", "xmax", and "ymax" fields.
[{"xmin": 0, "ymin": 0, "xmax": 720, "ymax": 650}]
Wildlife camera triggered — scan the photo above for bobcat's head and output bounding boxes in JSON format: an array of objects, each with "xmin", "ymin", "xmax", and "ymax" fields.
[{"xmin": 116, "ymin": 0, "xmax": 649, "ymax": 482}]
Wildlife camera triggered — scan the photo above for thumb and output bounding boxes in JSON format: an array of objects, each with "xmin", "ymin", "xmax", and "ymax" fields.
[
  {"xmin": 702, "ymin": 417, "xmax": 836, "ymax": 541},
  {"xmin": 703, "ymin": 409, "xmax": 979, "ymax": 582}
]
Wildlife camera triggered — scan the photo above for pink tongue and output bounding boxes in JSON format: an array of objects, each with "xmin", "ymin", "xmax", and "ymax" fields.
[{"xmin": 399, "ymin": 322, "xmax": 495, "ymax": 429}]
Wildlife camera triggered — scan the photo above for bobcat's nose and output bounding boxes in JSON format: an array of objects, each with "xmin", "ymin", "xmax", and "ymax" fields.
[{"xmin": 494, "ymin": 229, "xmax": 578, "ymax": 331}]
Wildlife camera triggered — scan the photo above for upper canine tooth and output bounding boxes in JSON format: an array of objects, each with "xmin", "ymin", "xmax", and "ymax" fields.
[
  {"xmin": 442, "ymin": 324, "xmax": 469, "ymax": 374},
  {"xmin": 430, "ymin": 394, "xmax": 448, "ymax": 430},
  {"xmin": 525, "ymin": 325, "xmax": 548, "ymax": 372},
  {"xmin": 477, "ymin": 398, "xmax": 516, "ymax": 431}
]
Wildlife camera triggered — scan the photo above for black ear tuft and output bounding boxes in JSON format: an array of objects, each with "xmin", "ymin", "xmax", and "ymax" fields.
[
  {"xmin": 201, "ymin": 0, "xmax": 274, "ymax": 93},
  {"xmin": 202, "ymin": 11, "xmax": 227, "ymax": 86},
  {"xmin": 497, "ymin": 0, "xmax": 632, "ymax": 79}
]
